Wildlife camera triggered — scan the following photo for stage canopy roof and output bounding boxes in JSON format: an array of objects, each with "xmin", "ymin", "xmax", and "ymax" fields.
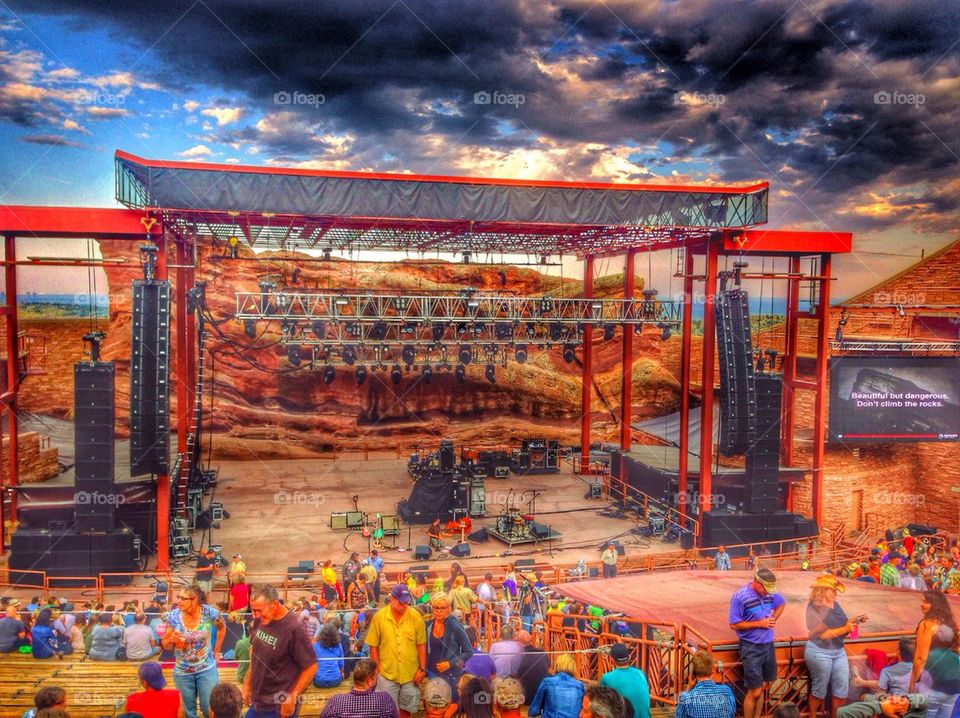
[{"xmin": 115, "ymin": 150, "xmax": 768, "ymax": 256}]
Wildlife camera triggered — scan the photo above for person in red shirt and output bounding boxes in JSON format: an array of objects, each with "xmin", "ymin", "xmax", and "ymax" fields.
[
  {"xmin": 230, "ymin": 578, "xmax": 251, "ymax": 612},
  {"xmin": 125, "ymin": 661, "xmax": 181, "ymax": 718}
]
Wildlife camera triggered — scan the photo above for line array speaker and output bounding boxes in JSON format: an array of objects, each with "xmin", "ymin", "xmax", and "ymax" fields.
[
  {"xmin": 715, "ymin": 289, "xmax": 757, "ymax": 456},
  {"xmin": 744, "ymin": 372, "xmax": 783, "ymax": 513},
  {"xmin": 74, "ymin": 362, "xmax": 116, "ymax": 531},
  {"xmin": 130, "ymin": 280, "xmax": 170, "ymax": 476}
]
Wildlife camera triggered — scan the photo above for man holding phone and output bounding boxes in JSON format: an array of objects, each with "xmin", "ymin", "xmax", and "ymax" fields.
[{"xmin": 729, "ymin": 568, "xmax": 786, "ymax": 718}]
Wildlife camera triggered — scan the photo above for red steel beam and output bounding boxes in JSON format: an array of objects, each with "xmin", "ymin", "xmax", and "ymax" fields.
[
  {"xmin": 3, "ymin": 235, "xmax": 18, "ymax": 530},
  {"xmin": 697, "ymin": 241, "xmax": 720, "ymax": 530},
  {"xmin": 175, "ymin": 240, "xmax": 189, "ymax": 459},
  {"xmin": 723, "ymin": 229, "xmax": 852, "ymax": 255},
  {"xmin": 781, "ymin": 256, "xmax": 801, "ymax": 470},
  {"xmin": 155, "ymin": 234, "xmax": 170, "ymax": 571},
  {"xmin": 811, "ymin": 254, "xmax": 832, "ymax": 527},
  {"xmin": 581, "ymin": 255, "xmax": 594, "ymax": 461},
  {"xmin": 0, "ymin": 205, "xmax": 160, "ymax": 239},
  {"xmin": 678, "ymin": 248, "xmax": 695, "ymax": 523},
  {"xmin": 620, "ymin": 250, "xmax": 636, "ymax": 450}
]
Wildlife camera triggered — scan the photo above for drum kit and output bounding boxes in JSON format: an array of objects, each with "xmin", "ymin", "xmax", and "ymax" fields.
[{"xmin": 495, "ymin": 508, "xmax": 535, "ymax": 541}]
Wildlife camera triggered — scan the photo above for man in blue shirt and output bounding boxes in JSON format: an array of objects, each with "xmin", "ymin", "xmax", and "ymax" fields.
[
  {"xmin": 676, "ymin": 650, "xmax": 735, "ymax": 718},
  {"xmin": 599, "ymin": 643, "xmax": 651, "ymax": 718},
  {"xmin": 729, "ymin": 568, "xmax": 785, "ymax": 718},
  {"xmin": 714, "ymin": 546, "xmax": 732, "ymax": 571}
]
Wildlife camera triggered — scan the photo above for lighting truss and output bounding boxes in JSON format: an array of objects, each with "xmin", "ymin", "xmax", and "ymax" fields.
[
  {"xmin": 235, "ymin": 291, "xmax": 683, "ymax": 367},
  {"xmin": 830, "ymin": 340, "xmax": 960, "ymax": 354}
]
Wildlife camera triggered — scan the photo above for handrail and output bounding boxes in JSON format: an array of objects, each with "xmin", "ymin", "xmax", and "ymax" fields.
[{"xmin": 605, "ymin": 473, "xmax": 701, "ymax": 538}]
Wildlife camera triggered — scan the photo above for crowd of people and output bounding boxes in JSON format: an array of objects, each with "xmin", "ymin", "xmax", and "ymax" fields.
[{"xmin": 6, "ymin": 530, "xmax": 960, "ymax": 718}]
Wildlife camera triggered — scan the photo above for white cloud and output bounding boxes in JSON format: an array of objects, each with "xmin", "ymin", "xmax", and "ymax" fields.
[
  {"xmin": 201, "ymin": 106, "xmax": 245, "ymax": 126},
  {"xmin": 183, "ymin": 100, "xmax": 200, "ymax": 112},
  {"xmin": 85, "ymin": 106, "xmax": 130, "ymax": 118},
  {"xmin": 62, "ymin": 118, "xmax": 88, "ymax": 133},
  {"xmin": 179, "ymin": 144, "xmax": 213, "ymax": 158}
]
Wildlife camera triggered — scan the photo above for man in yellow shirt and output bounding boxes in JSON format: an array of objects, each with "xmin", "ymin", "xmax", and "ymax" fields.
[
  {"xmin": 227, "ymin": 554, "xmax": 246, "ymax": 587},
  {"xmin": 366, "ymin": 584, "xmax": 427, "ymax": 718},
  {"xmin": 448, "ymin": 575, "xmax": 477, "ymax": 614}
]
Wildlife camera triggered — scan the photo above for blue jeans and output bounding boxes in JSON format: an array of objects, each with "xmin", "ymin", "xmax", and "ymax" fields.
[
  {"xmin": 175, "ymin": 665, "xmax": 219, "ymax": 718},
  {"xmin": 313, "ymin": 676, "xmax": 343, "ymax": 688},
  {"xmin": 926, "ymin": 689, "xmax": 959, "ymax": 718},
  {"xmin": 245, "ymin": 704, "xmax": 302, "ymax": 718},
  {"xmin": 804, "ymin": 642, "xmax": 849, "ymax": 699}
]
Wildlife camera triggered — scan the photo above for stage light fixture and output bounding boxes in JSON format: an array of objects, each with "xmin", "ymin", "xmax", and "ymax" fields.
[
  {"xmin": 458, "ymin": 345, "xmax": 472, "ymax": 364},
  {"xmin": 355, "ymin": 366, "xmax": 367, "ymax": 385},
  {"xmin": 562, "ymin": 344, "xmax": 576, "ymax": 364},
  {"xmin": 227, "ymin": 235, "xmax": 239, "ymax": 259},
  {"xmin": 281, "ymin": 321, "xmax": 297, "ymax": 338},
  {"xmin": 311, "ymin": 320, "xmax": 326, "ymax": 339},
  {"xmin": 401, "ymin": 345, "xmax": 415, "ymax": 366},
  {"xmin": 342, "ymin": 345, "xmax": 357, "ymax": 366},
  {"xmin": 538, "ymin": 297, "xmax": 554, "ymax": 315},
  {"xmin": 472, "ymin": 322, "xmax": 485, "ymax": 334},
  {"xmin": 243, "ymin": 319, "xmax": 257, "ymax": 339},
  {"xmin": 455, "ymin": 364, "xmax": 466, "ymax": 383},
  {"xmin": 287, "ymin": 345, "xmax": 302, "ymax": 367},
  {"xmin": 323, "ymin": 365, "xmax": 336, "ymax": 385},
  {"xmin": 462, "ymin": 251, "xmax": 471, "ymax": 264},
  {"xmin": 391, "ymin": 364, "xmax": 402, "ymax": 385},
  {"xmin": 422, "ymin": 365, "xmax": 433, "ymax": 384},
  {"xmin": 334, "ymin": 295, "xmax": 349, "ymax": 306},
  {"xmin": 432, "ymin": 322, "xmax": 447, "ymax": 341},
  {"xmin": 525, "ymin": 322, "xmax": 537, "ymax": 338},
  {"xmin": 657, "ymin": 323, "xmax": 672, "ymax": 341},
  {"xmin": 394, "ymin": 297, "xmax": 409, "ymax": 312},
  {"xmin": 485, "ymin": 364, "xmax": 496, "ymax": 383},
  {"xmin": 515, "ymin": 345, "xmax": 528, "ymax": 364},
  {"xmin": 455, "ymin": 323, "xmax": 467, "ymax": 337},
  {"xmin": 550, "ymin": 322, "xmax": 563, "ymax": 341},
  {"xmin": 495, "ymin": 322, "xmax": 514, "ymax": 340},
  {"xmin": 322, "ymin": 248, "xmax": 332, "ymax": 261},
  {"xmin": 590, "ymin": 301, "xmax": 603, "ymax": 314},
  {"xmin": 370, "ymin": 321, "xmax": 388, "ymax": 340},
  {"xmin": 603, "ymin": 323, "xmax": 615, "ymax": 341}
]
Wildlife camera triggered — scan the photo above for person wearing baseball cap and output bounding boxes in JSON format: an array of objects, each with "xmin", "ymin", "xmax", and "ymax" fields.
[
  {"xmin": 365, "ymin": 583, "xmax": 427, "ymax": 718},
  {"xmin": 124, "ymin": 661, "xmax": 181, "ymax": 717},
  {"xmin": 729, "ymin": 567, "xmax": 785, "ymax": 718},
  {"xmin": 0, "ymin": 598, "xmax": 28, "ymax": 653},
  {"xmin": 599, "ymin": 643, "xmax": 651, "ymax": 718},
  {"xmin": 806, "ymin": 574, "xmax": 865, "ymax": 718}
]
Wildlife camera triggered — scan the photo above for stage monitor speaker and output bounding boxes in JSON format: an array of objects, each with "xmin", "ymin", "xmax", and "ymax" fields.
[
  {"xmin": 514, "ymin": 558, "xmax": 536, "ymax": 568},
  {"xmin": 468, "ymin": 527, "xmax": 489, "ymax": 543},
  {"xmin": 414, "ymin": 545, "xmax": 431, "ymax": 560},
  {"xmin": 680, "ymin": 530, "xmax": 695, "ymax": 550},
  {"xmin": 530, "ymin": 522, "xmax": 550, "ymax": 540},
  {"xmin": 450, "ymin": 542, "xmax": 470, "ymax": 558},
  {"xmin": 329, "ymin": 512, "xmax": 348, "ymax": 530}
]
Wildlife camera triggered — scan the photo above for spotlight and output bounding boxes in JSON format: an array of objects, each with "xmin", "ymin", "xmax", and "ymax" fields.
[
  {"xmin": 287, "ymin": 345, "xmax": 302, "ymax": 367},
  {"xmin": 562, "ymin": 345, "xmax": 576, "ymax": 364},
  {"xmin": 281, "ymin": 321, "xmax": 298, "ymax": 338},
  {"xmin": 342, "ymin": 345, "xmax": 357, "ymax": 366},
  {"xmin": 356, "ymin": 366, "xmax": 367, "ymax": 385},
  {"xmin": 401, "ymin": 345, "xmax": 416, "ymax": 367},
  {"xmin": 243, "ymin": 319, "xmax": 257, "ymax": 339},
  {"xmin": 550, "ymin": 322, "xmax": 564, "ymax": 341},
  {"xmin": 458, "ymin": 344, "xmax": 472, "ymax": 365},
  {"xmin": 525, "ymin": 322, "xmax": 537, "ymax": 338},
  {"xmin": 323, "ymin": 365, "xmax": 335, "ymax": 385},
  {"xmin": 422, "ymin": 365, "xmax": 433, "ymax": 384},
  {"xmin": 391, "ymin": 364, "xmax": 402, "ymax": 385},
  {"xmin": 495, "ymin": 322, "xmax": 514, "ymax": 340},
  {"xmin": 370, "ymin": 321, "xmax": 388, "ymax": 340},
  {"xmin": 462, "ymin": 251, "xmax": 471, "ymax": 264},
  {"xmin": 485, "ymin": 364, "xmax": 496, "ymax": 383},
  {"xmin": 633, "ymin": 323, "xmax": 644, "ymax": 335},
  {"xmin": 603, "ymin": 323, "xmax": 615, "ymax": 341},
  {"xmin": 538, "ymin": 297, "xmax": 554, "ymax": 315},
  {"xmin": 657, "ymin": 323, "xmax": 672, "ymax": 341},
  {"xmin": 432, "ymin": 322, "xmax": 447, "ymax": 341},
  {"xmin": 455, "ymin": 364, "xmax": 466, "ymax": 383},
  {"xmin": 311, "ymin": 320, "xmax": 326, "ymax": 339},
  {"xmin": 455, "ymin": 323, "xmax": 468, "ymax": 337},
  {"xmin": 515, "ymin": 345, "xmax": 528, "ymax": 364}
]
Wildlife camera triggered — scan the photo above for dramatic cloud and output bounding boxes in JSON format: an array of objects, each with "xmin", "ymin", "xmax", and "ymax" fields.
[
  {"xmin": 20, "ymin": 133, "xmax": 84, "ymax": 147},
  {"xmin": 179, "ymin": 144, "xmax": 214, "ymax": 157}
]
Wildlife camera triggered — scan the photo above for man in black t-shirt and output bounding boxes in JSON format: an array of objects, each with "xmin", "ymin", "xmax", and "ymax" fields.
[
  {"xmin": 0, "ymin": 599, "xmax": 27, "ymax": 652},
  {"xmin": 243, "ymin": 584, "xmax": 316, "ymax": 718},
  {"xmin": 196, "ymin": 549, "xmax": 217, "ymax": 595}
]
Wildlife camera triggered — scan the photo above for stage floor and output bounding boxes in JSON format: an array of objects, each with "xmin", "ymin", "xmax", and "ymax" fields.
[{"xmin": 554, "ymin": 570, "xmax": 960, "ymax": 644}]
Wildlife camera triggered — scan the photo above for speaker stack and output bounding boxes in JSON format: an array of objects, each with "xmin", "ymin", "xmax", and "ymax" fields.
[
  {"xmin": 74, "ymin": 363, "xmax": 116, "ymax": 532},
  {"xmin": 715, "ymin": 289, "xmax": 757, "ymax": 456},
  {"xmin": 744, "ymin": 372, "xmax": 783, "ymax": 513},
  {"xmin": 130, "ymin": 280, "xmax": 171, "ymax": 476}
]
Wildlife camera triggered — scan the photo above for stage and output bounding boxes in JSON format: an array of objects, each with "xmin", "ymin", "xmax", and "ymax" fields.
[{"xmin": 553, "ymin": 569, "xmax": 955, "ymax": 646}]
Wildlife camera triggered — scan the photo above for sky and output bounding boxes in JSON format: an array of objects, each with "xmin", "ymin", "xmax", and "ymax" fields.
[{"xmin": 0, "ymin": 0, "xmax": 957, "ymax": 300}]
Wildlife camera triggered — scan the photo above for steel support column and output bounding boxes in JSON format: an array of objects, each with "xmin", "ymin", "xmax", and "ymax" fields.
[
  {"xmin": 620, "ymin": 250, "xmax": 636, "ymax": 450},
  {"xmin": 697, "ymin": 241, "xmax": 720, "ymax": 531},
  {"xmin": 781, "ymin": 257, "xmax": 801, "ymax": 515},
  {"xmin": 4, "ymin": 234, "xmax": 19, "ymax": 534},
  {"xmin": 678, "ymin": 248, "xmax": 695, "ymax": 523},
  {"xmin": 581, "ymin": 255, "xmax": 594, "ymax": 460},
  {"xmin": 175, "ymin": 239, "xmax": 189, "ymax": 458},
  {"xmin": 155, "ymin": 233, "xmax": 170, "ymax": 570},
  {"xmin": 811, "ymin": 254, "xmax": 832, "ymax": 527}
]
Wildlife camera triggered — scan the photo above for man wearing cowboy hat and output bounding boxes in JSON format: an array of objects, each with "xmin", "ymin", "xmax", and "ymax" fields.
[{"xmin": 729, "ymin": 568, "xmax": 785, "ymax": 718}]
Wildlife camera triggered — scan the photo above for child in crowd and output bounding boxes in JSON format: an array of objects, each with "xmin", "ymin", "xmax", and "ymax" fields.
[
  {"xmin": 424, "ymin": 678, "xmax": 457, "ymax": 718},
  {"xmin": 493, "ymin": 677, "xmax": 525, "ymax": 718}
]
